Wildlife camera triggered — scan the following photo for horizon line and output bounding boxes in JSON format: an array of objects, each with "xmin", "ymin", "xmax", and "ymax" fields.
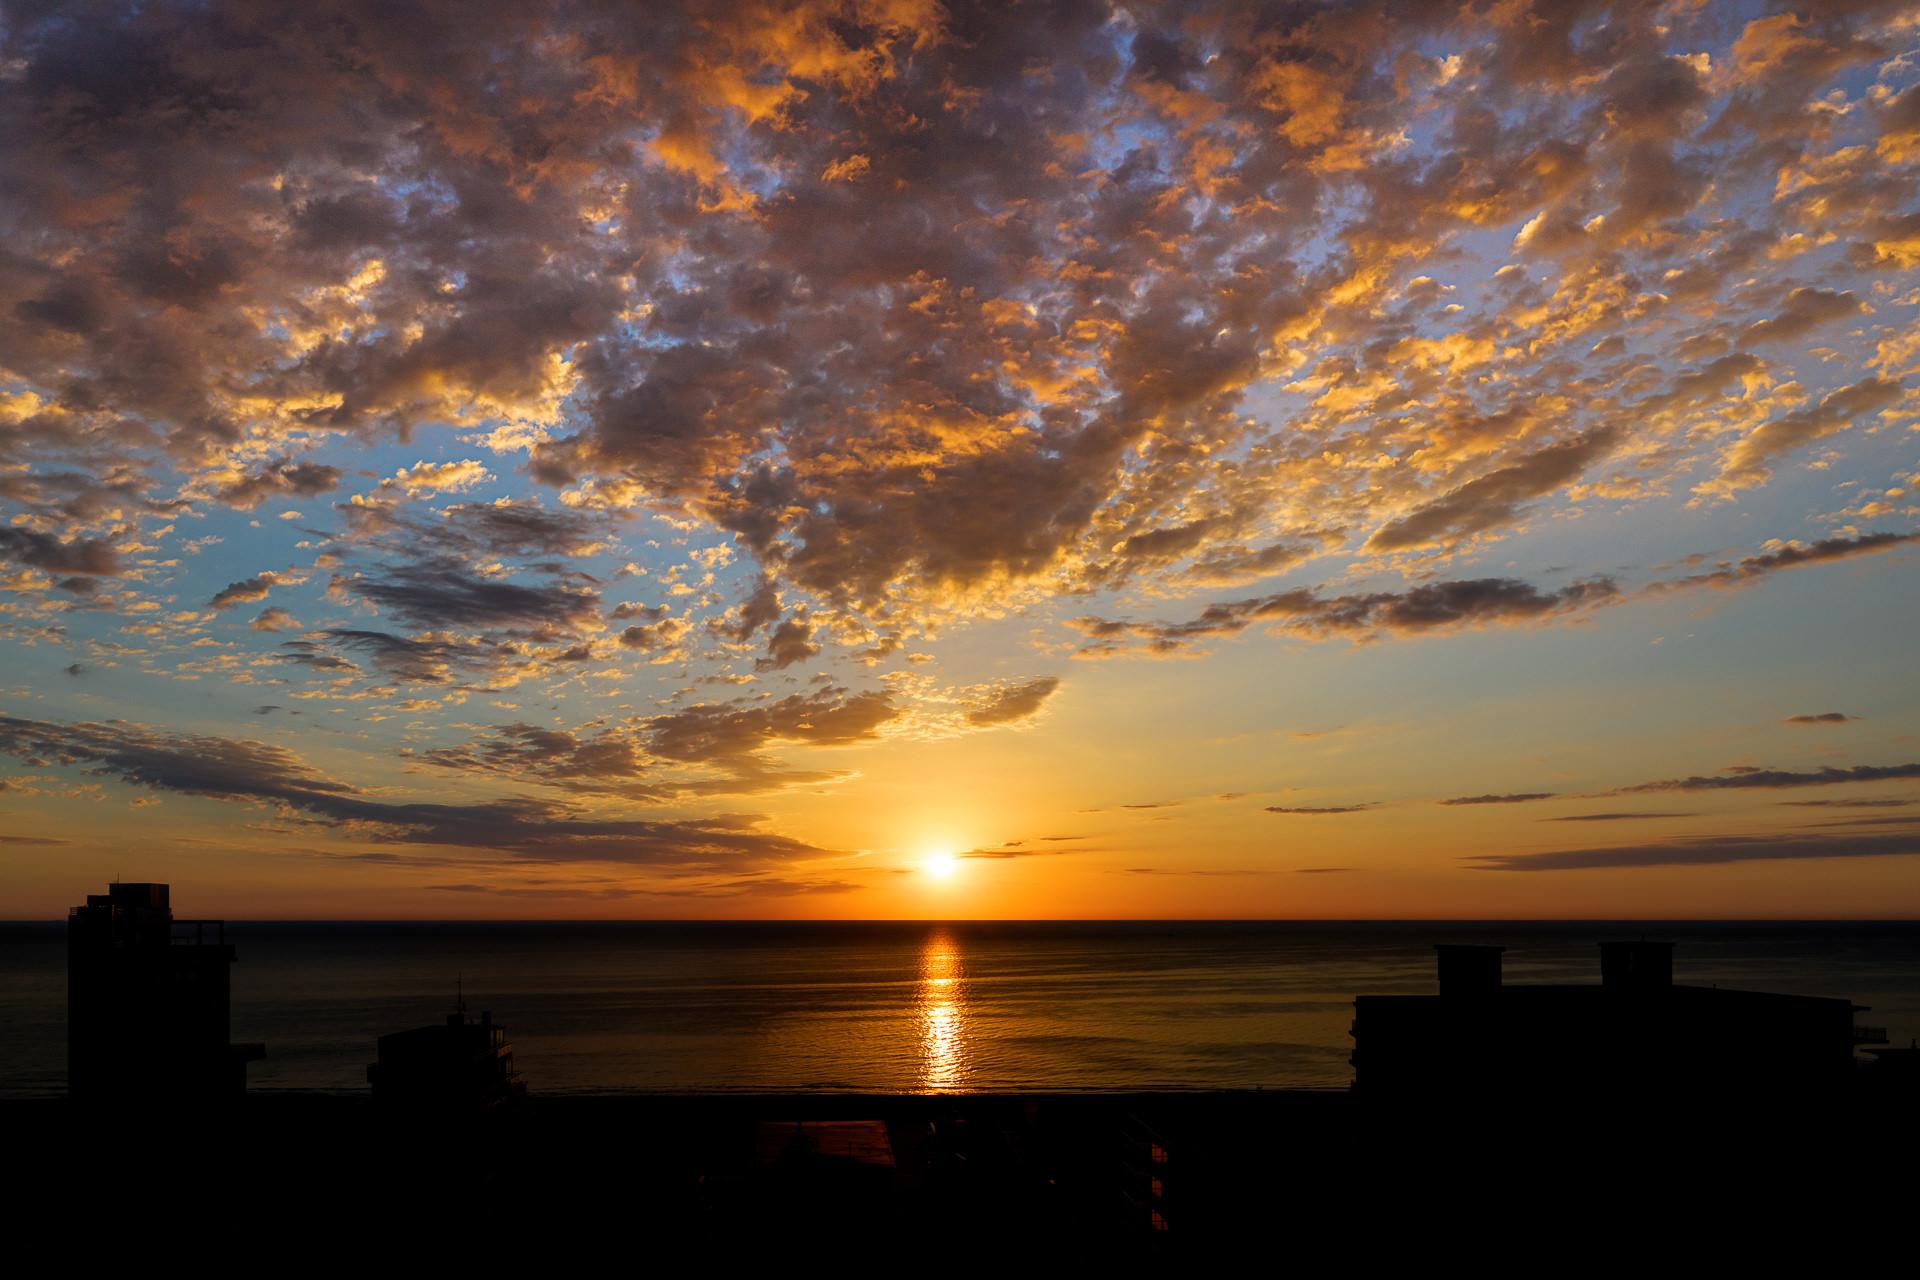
[{"xmin": 9, "ymin": 915, "xmax": 1920, "ymax": 926}]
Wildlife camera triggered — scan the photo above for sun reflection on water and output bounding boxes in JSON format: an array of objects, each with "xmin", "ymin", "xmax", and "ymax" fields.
[{"xmin": 917, "ymin": 929, "xmax": 969, "ymax": 1090}]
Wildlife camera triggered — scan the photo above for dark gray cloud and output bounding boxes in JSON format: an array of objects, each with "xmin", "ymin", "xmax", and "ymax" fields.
[
  {"xmin": 0, "ymin": 712, "xmax": 833, "ymax": 868},
  {"xmin": 1470, "ymin": 825, "xmax": 1920, "ymax": 871},
  {"xmin": 425, "ymin": 687, "xmax": 901, "ymax": 798},
  {"xmin": 756, "ymin": 616, "xmax": 820, "ymax": 671},
  {"xmin": 311, "ymin": 629, "xmax": 506, "ymax": 685},
  {"xmin": 643, "ymin": 688, "xmax": 897, "ymax": 765},
  {"xmin": 1266, "ymin": 804, "xmax": 1378, "ymax": 815},
  {"xmin": 1075, "ymin": 530, "xmax": 1916, "ymax": 659},
  {"xmin": 424, "ymin": 875, "xmax": 860, "ymax": 899},
  {"xmin": 433, "ymin": 501, "xmax": 607, "ymax": 559},
  {"xmin": 341, "ymin": 496, "xmax": 608, "ymax": 561},
  {"xmin": 617, "ymin": 611, "xmax": 686, "ymax": 652},
  {"xmin": 1645, "ymin": 532, "xmax": 1919, "ymax": 594},
  {"xmin": 1701, "ymin": 381, "xmax": 1909, "ymax": 496},
  {"xmin": 1542, "ymin": 812, "xmax": 1699, "ymax": 822},
  {"xmin": 1620, "ymin": 762, "xmax": 1920, "ymax": 793},
  {"xmin": 1075, "ymin": 576, "xmax": 1618, "ymax": 657},
  {"xmin": 421, "ymin": 722, "xmax": 661, "ymax": 798},
  {"xmin": 959, "ymin": 841, "xmax": 1092, "ymax": 860},
  {"xmin": 208, "ymin": 574, "xmax": 279, "ymax": 610},
  {"xmin": 1784, "ymin": 712, "xmax": 1857, "ymax": 725},
  {"xmin": 349, "ymin": 560, "xmax": 600, "ymax": 633},
  {"xmin": 1739, "ymin": 287, "xmax": 1862, "ymax": 346},
  {"xmin": 1438, "ymin": 792, "xmax": 1557, "ymax": 806},
  {"xmin": 212, "ymin": 459, "xmax": 342, "ymax": 510},
  {"xmin": 1364, "ymin": 429, "xmax": 1617, "ymax": 553},
  {"xmin": 0, "ymin": 528, "xmax": 121, "ymax": 577},
  {"xmin": 964, "ymin": 676, "xmax": 1061, "ymax": 727}
]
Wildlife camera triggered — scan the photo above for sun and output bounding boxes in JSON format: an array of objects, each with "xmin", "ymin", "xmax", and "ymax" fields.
[{"xmin": 924, "ymin": 849, "xmax": 959, "ymax": 880}]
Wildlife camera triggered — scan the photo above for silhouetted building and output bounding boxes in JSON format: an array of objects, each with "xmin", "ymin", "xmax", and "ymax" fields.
[
  {"xmin": 755, "ymin": 1119, "xmax": 895, "ymax": 1171},
  {"xmin": 1119, "ymin": 1111, "xmax": 1170, "ymax": 1235},
  {"xmin": 67, "ymin": 881, "xmax": 263, "ymax": 1102},
  {"xmin": 368, "ymin": 1003, "xmax": 526, "ymax": 1110},
  {"xmin": 1860, "ymin": 1039, "xmax": 1920, "ymax": 1093},
  {"xmin": 1350, "ymin": 940, "xmax": 1865, "ymax": 1096}
]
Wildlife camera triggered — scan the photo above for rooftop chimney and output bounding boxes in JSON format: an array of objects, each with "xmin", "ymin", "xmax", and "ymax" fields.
[
  {"xmin": 1435, "ymin": 944, "xmax": 1504, "ymax": 998},
  {"xmin": 1599, "ymin": 940, "xmax": 1674, "ymax": 990}
]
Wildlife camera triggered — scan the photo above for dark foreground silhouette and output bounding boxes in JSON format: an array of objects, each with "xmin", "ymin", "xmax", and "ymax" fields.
[
  {"xmin": 11, "ymin": 1087, "xmax": 1914, "ymax": 1261},
  {"xmin": 13, "ymin": 882, "xmax": 1915, "ymax": 1260}
]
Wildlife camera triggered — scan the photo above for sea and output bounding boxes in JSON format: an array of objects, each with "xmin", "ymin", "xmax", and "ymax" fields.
[{"xmin": 3, "ymin": 921, "xmax": 1916, "ymax": 1097}]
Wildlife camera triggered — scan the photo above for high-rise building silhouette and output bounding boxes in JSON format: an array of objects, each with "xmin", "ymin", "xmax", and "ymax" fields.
[
  {"xmin": 67, "ymin": 882, "xmax": 263, "ymax": 1102},
  {"xmin": 368, "ymin": 1002, "xmax": 526, "ymax": 1110},
  {"xmin": 1351, "ymin": 940, "xmax": 1868, "ymax": 1095}
]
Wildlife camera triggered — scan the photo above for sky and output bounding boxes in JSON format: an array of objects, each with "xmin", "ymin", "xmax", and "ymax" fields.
[{"xmin": 1, "ymin": 0, "xmax": 1918, "ymax": 920}]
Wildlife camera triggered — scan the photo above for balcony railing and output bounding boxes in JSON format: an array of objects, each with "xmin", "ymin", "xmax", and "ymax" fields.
[{"xmin": 169, "ymin": 919, "xmax": 226, "ymax": 946}]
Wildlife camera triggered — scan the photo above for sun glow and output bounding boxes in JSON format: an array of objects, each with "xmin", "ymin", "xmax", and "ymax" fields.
[{"xmin": 924, "ymin": 849, "xmax": 959, "ymax": 880}]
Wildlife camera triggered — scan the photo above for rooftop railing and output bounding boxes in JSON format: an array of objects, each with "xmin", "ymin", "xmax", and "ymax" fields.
[{"xmin": 169, "ymin": 919, "xmax": 226, "ymax": 946}]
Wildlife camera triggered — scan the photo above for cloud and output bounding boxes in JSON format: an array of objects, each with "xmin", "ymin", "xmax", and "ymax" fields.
[
  {"xmin": 0, "ymin": 712, "xmax": 835, "ymax": 868},
  {"xmin": 0, "ymin": 529, "xmax": 121, "ymax": 577},
  {"xmin": 1620, "ymin": 762, "xmax": 1920, "ymax": 793},
  {"xmin": 1438, "ymin": 792, "xmax": 1558, "ymax": 806},
  {"xmin": 1469, "ymin": 825, "xmax": 1920, "ymax": 871},
  {"xmin": 1697, "ymin": 379, "xmax": 1906, "ymax": 499},
  {"xmin": 388, "ymin": 459, "xmax": 493, "ymax": 496},
  {"xmin": 1739, "ymin": 287, "xmax": 1863, "ymax": 346},
  {"xmin": 1074, "ymin": 577, "xmax": 1619, "ymax": 657},
  {"xmin": 959, "ymin": 842, "xmax": 1090, "ymax": 860},
  {"xmin": 643, "ymin": 688, "xmax": 898, "ymax": 765},
  {"xmin": 303, "ymin": 629, "xmax": 506, "ymax": 685},
  {"xmin": 348, "ymin": 560, "xmax": 600, "ymax": 633},
  {"xmin": 1541, "ymin": 812, "xmax": 1699, "ymax": 822},
  {"xmin": 618, "ymin": 614, "xmax": 689, "ymax": 652},
  {"xmin": 1784, "ymin": 712, "xmax": 1857, "ymax": 725},
  {"xmin": 1076, "ymin": 530, "xmax": 1917, "ymax": 659},
  {"xmin": 209, "ymin": 459, "xmax": 342, "ymax": 510},
  {"xmin": 1643, "ymin": 532, "xmax": 1919, "ymax": 595},
  {"xmin": 1364, "ymin": 429, "xmax": 1618, "ymax": 553},
  {"xmin": 208, "ymin": 571, "xmax": 291, "ymax": 610},
  {"xmin": 434, "ymin": 500, "xmax": 606, "ymax": 558},
  {"xmin": 963, "ymin": 676, "xmax": 1061, "ymax": 727},
  {"xmin": 421, "ymin": 722, "xmax": 662, "ymax": 799},
  {"xmin": 1265, "ymin": 803, "xmax": 1378, "ymax": 815},
  {"xmin": 424, "ymin": 874, "xmax": 860, "ymax": 899},
  {"xmin": 756, "ymin": 616, "xmax": 819, "ymax": 671},
  {"xmin": 423, "ymin": 687, "xmax": 903, "ymax": 797}
]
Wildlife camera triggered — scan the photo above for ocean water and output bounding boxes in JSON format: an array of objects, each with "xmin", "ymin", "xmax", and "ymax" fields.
[{"xmin": 3, "ymin": 921, "xmax": 1916, "ymax": 1097}]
